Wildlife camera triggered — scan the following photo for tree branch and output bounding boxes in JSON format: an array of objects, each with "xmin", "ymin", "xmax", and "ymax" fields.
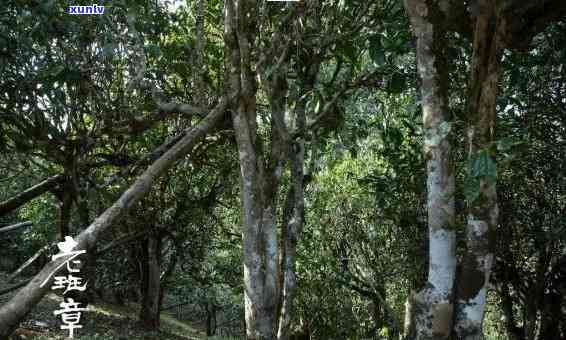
[
  {"xmin": 95, "ymin": 231, "xmax": 148, "ymax": 256},
  {"xmin": 0, "ymin": 280, "xmax": 31, "ymax": 297},
  {"xmin": 0, "ymin": 221, "xmax": 33, "ymax": 234},
  {"xmin": 7, "ymin": 243, "xmax": 56, "ymax": 282},
  {"xmin": 0, "ymin": 175, "xmax": 63, "ymax": 217}
]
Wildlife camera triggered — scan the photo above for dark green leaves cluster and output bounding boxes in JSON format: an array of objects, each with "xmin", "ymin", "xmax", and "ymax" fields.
[{"xmin": 464, "ymin": 150, "xmax": 497, "ymax": 202}]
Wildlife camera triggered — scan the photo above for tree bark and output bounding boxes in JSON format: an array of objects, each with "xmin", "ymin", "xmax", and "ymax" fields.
[
  {"xmin": 0, "ymin": 99, "xmax": 227, "ymax": 338},
  {"xmin": 0, "ymin": 174, "xmax": 63, "ymax": 217},
  {"xmin": 206, "ymin": 301, "xmax": 218, "ymax": 336},
  {"xmin": 139, "ymin": 230, "xmax": 161, "ymax": 330},
  {"xmin": 539, "ymin": 292, "xmax": 563, "ymax": 340},
  {"xmin": 8, "ymin": 243, "xmax": 55, "ymax": 282},
  {"xmin": 453, "ymin": 1, "xmax": 505, "ymax": 338},
  {"xmin": 58, "ymin": 189, "xmax": 73, "ymax": 241},
  {"xmin": 499, "ymin": 283, "xmax": 524, "ymax": 340},
  {"xmin": 224, "ymin": 1, "xmax": 282, "ymax": 338},
  {"xmin": 0, "ymin": 280, "xmax": 31, "ymax": 297},
  {"xmin": 277, "ymin": 87, "xmax": 307, "ymax": 340},
  {"xmin": 403, "ymin": 1, "xmax": 456, "ymax": 339}
]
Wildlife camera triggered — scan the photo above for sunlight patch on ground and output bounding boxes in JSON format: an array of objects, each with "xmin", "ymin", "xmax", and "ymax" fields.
[
  {"xmin": 160, "ymin": 312, "xmax": 204, "ymax": 340},
  {"xmin": 44, "ymin": 294, "xmax": 204, "ymax": 339}
]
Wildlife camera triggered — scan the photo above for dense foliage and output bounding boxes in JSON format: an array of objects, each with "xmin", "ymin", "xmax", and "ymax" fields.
[{"xmin": 0, "ymin": 1, "xmax": 564, "ymax": 340}]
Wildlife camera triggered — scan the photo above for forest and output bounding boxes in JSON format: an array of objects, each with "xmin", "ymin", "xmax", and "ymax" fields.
[{"xmin": 0, "ymin": 1, "xmax": 565, "ymax": 339}]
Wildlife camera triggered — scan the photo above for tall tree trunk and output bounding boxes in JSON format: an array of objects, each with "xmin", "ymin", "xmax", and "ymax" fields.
[
  {"xmin": 453, "ymin": 1, "xmax": 504, "ymax": 338},
  {"xmin": 139, "ymin": 239, "xmax": 149, "ymax": 306},
  {"xmin": 403, "ymin": 1, "xmax": 456, "ymax": 339},
  {"xmin": 539, "ymin": 293, "xmax": 563, "ymax": 340},
  {"xmin": 0, "ymin": 100, "xmax": 227, "ymax": 338},
  {"xmin": 224, "ymin": 1, "xmax": 281, "ymax": 338},
  {"xmin": 277, "ymin": 89, "xmax": 306, "ymax": 340},
  {"xmin": 206, "ymin": 301, "xmax": 217, "ymax": 336},
  {"xmin": 275, "ymin": 13, "xmax": 316, "ymax": 334},
  {"xmin": 499, "ymin": 282, "xmax": 524, "ymax": 340},
  {"xmin": 276, "ymin": 133, "xmax": 304, "ymax": 340},
  {"xmin": 139, "ymin": 231, "xmax": 161, "ymax": 330}
]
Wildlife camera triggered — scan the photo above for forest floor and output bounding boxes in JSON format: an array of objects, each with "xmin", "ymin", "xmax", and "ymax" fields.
[{"xmin": 0, "ymin": 273, "xmax": 206, "ymax": 339}]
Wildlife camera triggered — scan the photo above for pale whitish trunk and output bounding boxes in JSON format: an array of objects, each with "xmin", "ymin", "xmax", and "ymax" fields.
[
  {"xmin": 261, "ymin": 207, "xmax": 279, "ymax": 336},
  {"xmin": 225, "ymin": 1, "xmax": 291, "ymax": 337},
  {"xmin": 224, "ymin": 1, "xmax": 279, "ymax": 337},
  {"xmin": 454, "ymin": 220, "xmax": 494, "ymax": 340},
  {"xmin": 0, "ymin": 100, "xmax": 227, "ymax": 338},
  {"xmin": 454, "ymin": 1, "xmax": 503, "ymax": 338},
  {"xmin": 403, "ymin": 1, "xmax": 456, "ymax": 339},
  {"xmin": 230, "ymin": 82, "xmax": 280, "ymax": 339},
  {"xmin": 234, "ymin": 107, "xmax": 282, "ymax": 340},
  {"xmin": 237, "ymin": 174, "xmax": 279, "ymax": 340}
]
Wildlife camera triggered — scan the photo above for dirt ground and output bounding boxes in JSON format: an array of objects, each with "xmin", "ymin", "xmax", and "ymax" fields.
[{"xmin": 0, "ymin": 272, "xmax": 203, "ymax": 339}]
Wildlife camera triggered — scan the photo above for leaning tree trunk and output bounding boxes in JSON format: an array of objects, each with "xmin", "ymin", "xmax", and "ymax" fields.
[
  {"xmin": 0, "ymin": 99, "xmax": 227, "ymax": 338},
  {"xmin": 453, "ymin": 1, "xmax": 504, "ymax": 338},
  {"xmin": 403, "ymin": 1, "xmax": 457, "ymax": 339}
]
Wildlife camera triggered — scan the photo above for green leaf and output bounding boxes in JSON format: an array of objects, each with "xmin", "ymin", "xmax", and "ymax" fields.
[
  {"xmin": 496, "ymin": 137, "xmax": 514, "ymax": 152},
  {"xmin": 369, "ymin": 35, "xmax": 385, "ymax": 65},
  {"xmin": 464, "ymin": 176, "xmax": 481, "ymax": 202},
  {"xmin": 50, "ymin": 65, "xmax": 65, "ymax": 77},
  {"xmin": 145, "ymin": 44, "xmax": 161, "ymax": 58},
  {"xmin": 470, "ymin": 150, "xmax": 497, "ymax": 186},
  {"xmin": 388, "ymin": 72, "xmax": 406, "ymax": 94},
  {"xmin": 102, "ymin": 43, "xmax": 115, "ymax": 57},
  {"xmin": 264, "ymin": 65, "xmax": 273, "ymax": 79},
  {"xmin": 339, "ymin": 41, "xmax": 358, "ymax": 65}
]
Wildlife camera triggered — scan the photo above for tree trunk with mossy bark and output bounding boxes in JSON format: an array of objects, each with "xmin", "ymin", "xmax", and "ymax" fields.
[
  {"xmin": 403, "ymin": 1, "xmax": 566, "ymax": 338},
  {"xmin": 453, "ymin": 1, "xmax": 504, "ymax": 338},
  {"xmin": 224, "ymin": 1, "xmax": 281, "ymax": 338},
  {"xmin": 403, "ymin": 1, "xmax": 456, "ymax": 339}
]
